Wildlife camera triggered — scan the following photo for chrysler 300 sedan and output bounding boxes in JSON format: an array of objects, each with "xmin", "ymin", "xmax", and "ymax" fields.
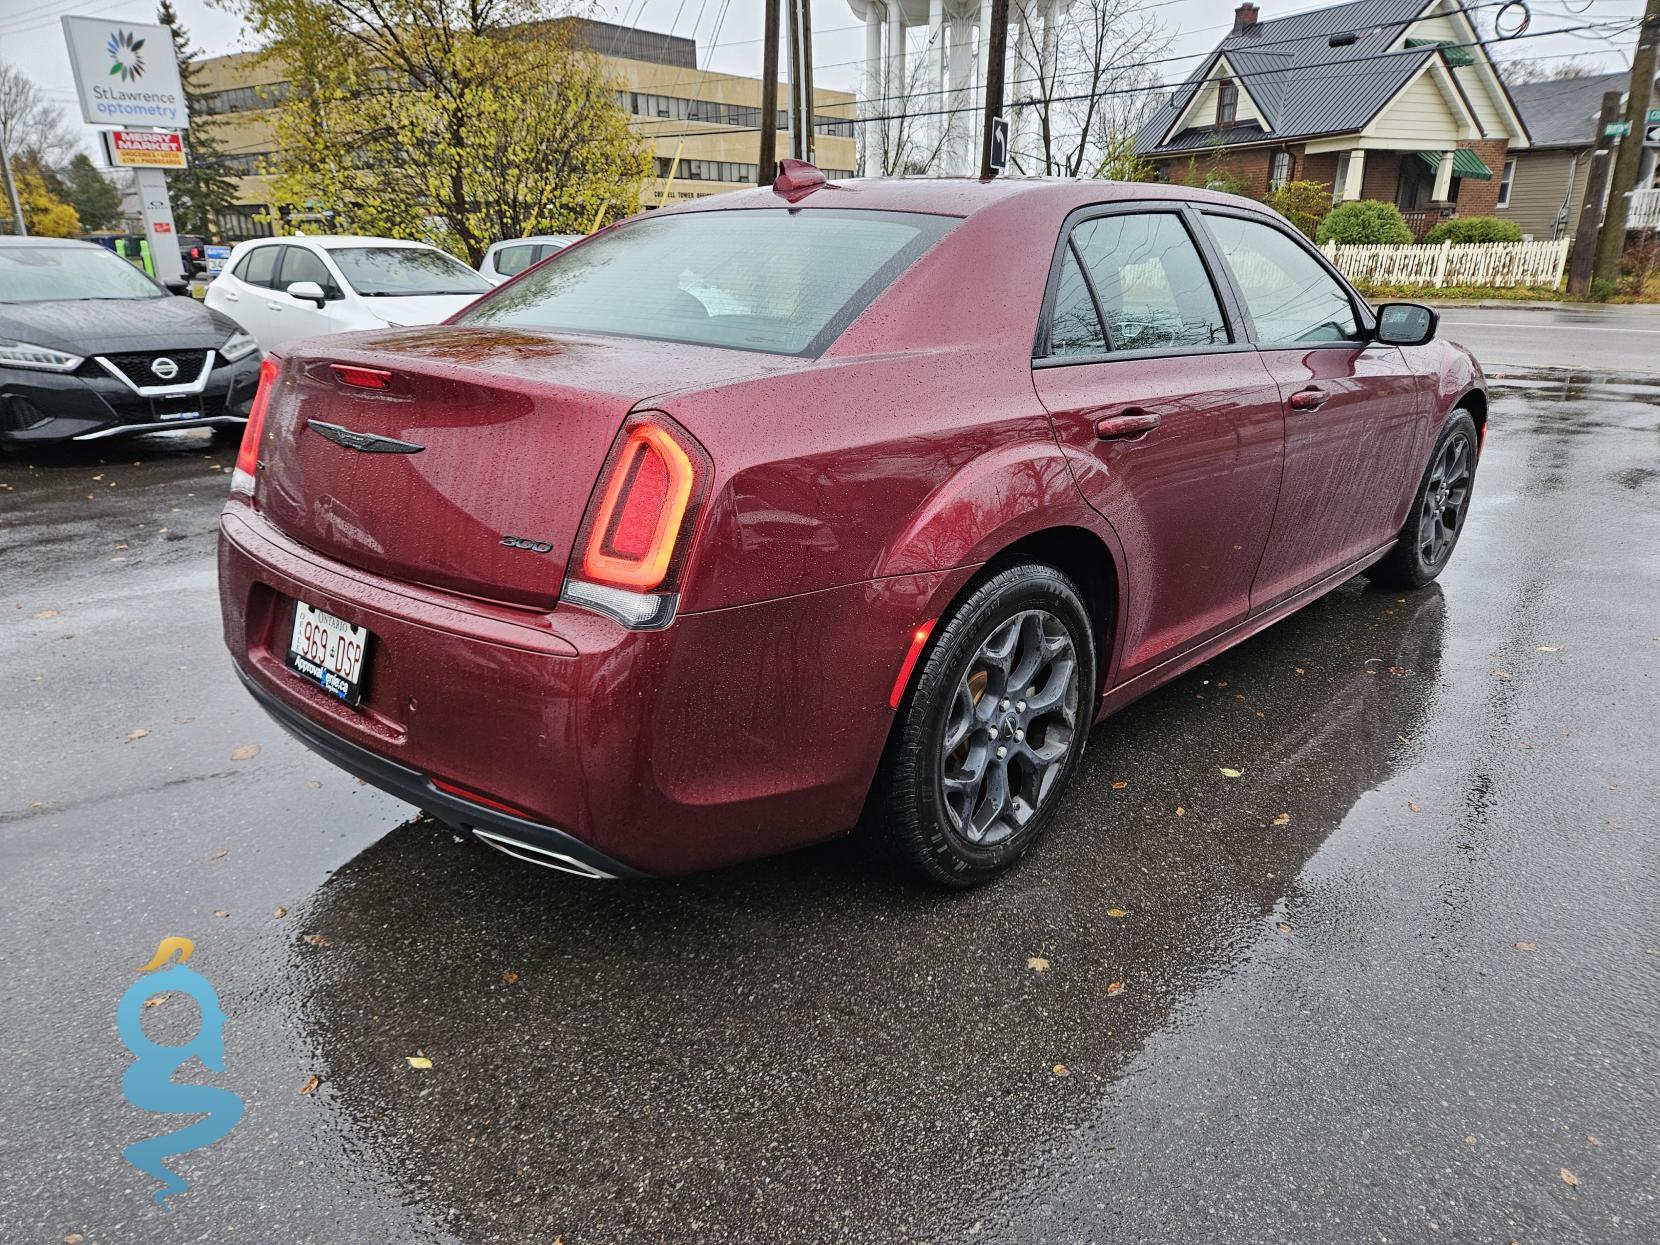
[{"xmin": 219, "ymin": 167, "xmax": 1484, "ymax": 886}]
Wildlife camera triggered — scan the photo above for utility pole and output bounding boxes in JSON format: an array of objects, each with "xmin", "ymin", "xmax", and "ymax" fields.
[
  {"xmin": 1592, "ymin": 0, "xmax": 1660, "ymax": 290},
  {"xmin": 1568, "ymin": 91, "xmax": 1624, "ymax": 296},
  {"xmin": 979, "ymin": 0, "xmax": 1009, "ymax": 178},
  {"xmin": 0, "ymin": 141, "xmax": 27, "ymax": 236},
  {"xmin": 785, "ymin": 0, "xmax": 816, "ymax": 162},
  {"xmin": 758, "ymin": 0, "xmax": 781, "ymax": 183}
]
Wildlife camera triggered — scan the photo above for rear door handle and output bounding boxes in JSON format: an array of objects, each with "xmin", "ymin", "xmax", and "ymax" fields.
[
  {"xmin": 1288, "ymin": 387, "xmax": 1329, "ymax": 411},
  {"xmin": 265, "ymin": 302, "xmax": 282, "ymax": 312},
  {"xmin": 1095, "ymin": 410, "xmax": 1162, "ymax": 440}
]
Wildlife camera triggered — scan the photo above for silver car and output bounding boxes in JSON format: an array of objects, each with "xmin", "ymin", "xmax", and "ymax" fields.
[{"xmin": 478, "ymin": 235, "xmax": 581, "ymax": 284}]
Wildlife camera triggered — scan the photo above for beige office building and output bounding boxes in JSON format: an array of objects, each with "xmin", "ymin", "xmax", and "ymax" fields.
[{"xmin": 192, "ymin": 20, "xmax": 857, "ymax": 239}]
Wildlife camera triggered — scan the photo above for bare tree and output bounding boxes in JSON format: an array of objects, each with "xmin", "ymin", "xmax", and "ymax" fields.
[
  {"xmin": 861, "ymin": 30, "xmax": 957, "ymax": 177},
  {"xmin": 1008, "ymin": 0, "xmax": 1170, "ymax": 177},
  {"xmin": 1497, "ymin": 56, "xmax": 1603, "ymax": 85},
  {"xmin": 0, "ymin": 60, "xmax": 79, "ymax": 170}
]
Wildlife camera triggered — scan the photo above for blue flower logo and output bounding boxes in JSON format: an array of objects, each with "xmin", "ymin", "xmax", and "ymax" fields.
[{"xmin": 107, "ymin": 30, "xmax": 146, "ymax": 82}]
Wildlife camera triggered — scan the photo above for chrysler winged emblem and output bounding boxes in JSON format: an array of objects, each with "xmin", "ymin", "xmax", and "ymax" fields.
[{"xmin": 307, "ymin": 421, "xmax": 424, "ymax": 454}]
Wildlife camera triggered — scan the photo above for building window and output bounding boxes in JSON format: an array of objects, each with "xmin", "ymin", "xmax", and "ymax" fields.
[
  {"xmin": 1496, "ymin": 157, "xmax": 1515, "ymax": 209},
  {"xmin": 1332, "ymin": 152, "xmax": 1351, "ymax": 205},
  {"xmin": 1216, "ymin": 79, "xmax": 1238, "ymax": 128},
  {"xmin": 1268, "ymin": 150, "xmax": 1291, "ymax": 191}
]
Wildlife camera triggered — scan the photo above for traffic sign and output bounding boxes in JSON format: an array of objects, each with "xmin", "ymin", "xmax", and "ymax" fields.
[
  {"xmin": 1649, "ymin": 108, "xmax": 1660, "ymax": 124},
  {"xmin": 988, "ymin": 116, "xmax": 1009, "ymax": 174},
  {"xmin": 1647, "ymin": 124, "xmax": 1660, "ymax": 147},
  {"xmin": 1604, "ymin": 121, "xmax": 1631, "ymax": 138}
]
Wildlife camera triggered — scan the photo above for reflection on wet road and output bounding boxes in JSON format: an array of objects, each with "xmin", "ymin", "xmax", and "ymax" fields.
[{"xmin": 2, "ymin": 371, "xmax": 1657, "ymax": 1243}]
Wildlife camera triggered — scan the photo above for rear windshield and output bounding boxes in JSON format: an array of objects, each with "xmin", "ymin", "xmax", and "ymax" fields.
[
  {"xmin": 327, "ymin": 246, "xmax": 491, "ymax": 297},
  {"xmin": 459, "ymin": 208, "xmax": 956, "ymax": 356}
]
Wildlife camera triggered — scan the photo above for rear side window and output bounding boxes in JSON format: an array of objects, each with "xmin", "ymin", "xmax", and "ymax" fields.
[
  {"xmin": 1068, "ymin": 213, "xmax": 1229, "ymax": 353},
  {"xmin": 1047, "ymin": 247, "xmax": 1106, "ymax": 356},
  {"xmin": 1203, "ymin": 214, "xmax": 1361, "ymax": 345},
  {"xmin": 461, "ymin": 208, "xmax": 956, "ymax": 356},
  {"xmin": 493, "ymin": 244, "xmax": 543, "ymax": 277},
  {"xmin": 234, "ymin": 246, "xmax": 280, "ymax": 289}
]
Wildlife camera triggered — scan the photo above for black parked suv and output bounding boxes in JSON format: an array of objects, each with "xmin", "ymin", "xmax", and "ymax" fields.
[{"xmin": 0, "ymin": 236, "xmax": 262, "ymax": 448}]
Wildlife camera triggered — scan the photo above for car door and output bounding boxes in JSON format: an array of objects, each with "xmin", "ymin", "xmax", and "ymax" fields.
[
  {"xmin": 216, "ymin": 244, "xmax": 282, "ymax": 345},
  {"xmin": 265, "ymin": 244, "xmax": 352, "ymax": 346},
  {"xmin": 1197, "ymin": 210, "xmax": 1426, "ymax": 613},
  {"xmin": 1031, "ymin": 205, "xmax": 1286, "ymax": 681}
]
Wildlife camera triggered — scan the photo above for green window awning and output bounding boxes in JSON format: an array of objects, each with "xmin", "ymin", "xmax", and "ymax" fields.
[
  {"xmin": 1406, "ymin": 37, "xmax": 1476, "ymax": 67},
  {"xmin": 1415, "ymin": 147, "xmax": 1493, "ymax": 180}
]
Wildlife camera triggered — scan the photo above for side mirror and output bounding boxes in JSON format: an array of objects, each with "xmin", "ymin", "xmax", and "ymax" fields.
[
  {"xmin": 286, "ymin": 280, "xmax": 327, "ymax": 307},
  {"xmin": 164, "ymin": 279, "xmax": 191, "ymax": 296},
  {"xmin": 1374, "ymin": 302, "xmax": 1438, "ymax": 347}
]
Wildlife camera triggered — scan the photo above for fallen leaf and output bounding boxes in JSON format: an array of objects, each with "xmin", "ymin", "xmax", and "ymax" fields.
[
  {"xmin": 299, "ymin": 1074, "xmax": 320, "ymax": 1096},
  {"xmin": 406, "ymin": 1055, "xmax": 433, "ymax": 1070},
  {"xmin": 1515, "ymin": 941, "xmax": 1537, "ymax": 951},
  {"xmin": 1388, "ymin": 666, "xmax": 1409, "ymax": 676},
  {"xmin": 1587, "ymin": 1135, "xmax": 1602, "ymax": 1146},
  {"xmin": 1271, "ymin": 813, "xmax": 1291, "ymax": 826},
  {"xmin": 211, "ymin": 850, "xmax": 228, "ymax": 860},
  {"xmin": 1026, "ymin": 956, "xmax": 1050, "ymax": 973},
  {"xmin": 34, "ymin": 609, "xmax": 58, "ymax": 620},
  {"xmin": 1106, "ymin": 981, "xmax": 1126, "ymax": 997},
  {"xmin": 126, "ymin": 728, "xmax": 150, "ymax": 742},
  {"xmin": 1110, "ymin": 780, "xmax": 1127, "ymax": 790},
  {"xmin": 1276, "ymin": 921, "xmax": 1292, "ymax": 934},
  {"xmin": 230, "ymin": 744, "xmax": 260, "ymax": 761},
  {"xmin": 1464, "ymin": 1135, "xmax": 1477, "ymax": 1145},
  {"xmin": 306, "ymin": 780, "xmax": 322, "ymax": 789},
  {"xmin": 1537, "ymin": 646, "xmax": 1558, "ymax": 653},
  {"xmin": 1294, "ymin": 667, "xmax": 1306, "ymax": 675},
  {"xmin": 1105, "ymin": 908, "xmax": 1128, "ymax": 919},
  {"xmin": 143, "ymin": 994, "xmax": 170, "ymax": 1009},
  {"xmin": 1408, "ymin": 802, "xmax": 1422, "ymax": 813},
  {"xmin": 502, "ymin": 969, "xmax": 520, "ymax": 984},
  {"xmin": 64, "ymin": 1236, "xmax": 84, "ymax": 1244},
  {"xmin": 273, "ymin": 906, "xmax": 288, "ymax": 919},
  {"xmin": 1219, "ymin": 767, "xmax": 1243, "ymax": 778},
  {"xmin": 1174, "ymin": 805, "xmax": 1186, "ymax": 816},
  {"xmin": 305, "ymin": 933, "xmax": 332, "ymax": 947},
  {"xmin": 1560, "ymin": 1168, "xmax": 1579, "ymax": 1187},
  {"xmin": 1051, "ymin": 1063, "xmax": 1069, "ymax": 1077},
  {"xmin": 1493, "ymin": 670, "xmax": 1513, "ymax": 680},
  {"xmin": 213, "ymin": 910, "xmax": 229, "ymax": 918}
]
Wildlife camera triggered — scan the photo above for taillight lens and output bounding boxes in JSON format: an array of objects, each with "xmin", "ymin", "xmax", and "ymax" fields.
[
  {"xmin": 230, "ymin": 356, "xmax": 279, "ymax": 498},
  {"xmin": 562, "ymin": 413, "xmax": 711, "ymax": 629}
]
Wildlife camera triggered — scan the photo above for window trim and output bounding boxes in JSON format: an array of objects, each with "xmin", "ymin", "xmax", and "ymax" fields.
[
  {"xmin": 1032, "ymin": 200, "xmax": 1252, "ymax": 369},
  {"xmin": 1192, "ymin": 204, "xmax": 1378, "ymax": 350},
  {"xmin": 1496, "ymin": 157, "xmax": 1516, "ymax": 209},
  {"xmin": 232, "ymin": 241, "xmax": 284, "ymax": 290}
]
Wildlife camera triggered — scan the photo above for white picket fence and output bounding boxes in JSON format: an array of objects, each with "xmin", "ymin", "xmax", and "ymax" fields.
[{"xmin": 1321, "ymin": 238, "xmax": 1572, "ymax": 290}]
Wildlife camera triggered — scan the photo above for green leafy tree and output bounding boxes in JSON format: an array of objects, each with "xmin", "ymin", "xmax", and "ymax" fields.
[
  {"xmin": 1422, "ymin": 216, "xmax": 1523, "ymax": 245},
  {"xmin": 239, "ymin": 0, "xmax": 651, "ymax": 265},
  {"xmin": 1262, "ymin": 180, "xmax": 1330, "ymax": 240},
  {"xmin": 45, "ymin": 153, "xmax": 124, "ymax": 230},
  {"xmin": 1317, "ymin": 200, "xmax": 1414, "ymax": 246},
  {"xmin": 158, "ymin": 0, "xmax": 239, "ymax": 236},
  {"xmin": 11, "ymin": 158, "xmax": 81, "ymax": 236}
]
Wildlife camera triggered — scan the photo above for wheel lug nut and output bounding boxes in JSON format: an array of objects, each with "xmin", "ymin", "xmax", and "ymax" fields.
[
  {"xmin": 1016, "ymin": 700, "xmax": 1027, "ymax": 712},
  {"xmin": 1015, "ymin": 729, "xmax": 1025, "ymax": 741},
  {"xmin": 996, "ymin": 745, "xmax": 1007, "ymax": 759},
  {"xmin": 1000, "ymin": 698, "xmax": 1010, "ymax": 710}
]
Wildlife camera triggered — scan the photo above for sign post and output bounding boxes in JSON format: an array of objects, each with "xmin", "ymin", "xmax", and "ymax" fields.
[{"xmin": 61, "ymin": 15, "xmax": 190, "ymax": 284}]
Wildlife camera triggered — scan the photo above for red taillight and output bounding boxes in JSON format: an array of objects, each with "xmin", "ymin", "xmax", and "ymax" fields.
[
  {"xmin": 889, "ymin": 619, "xmax": 937, "ymax": 709},
  {"xmin": 431, "ymin": 777, "xmax": 534, "ymax": 820},
  {"xmin": 330, "ymin": 363, "xmax": 391, "ymax": 390},
  {"xmin": 230, "ymin": 356, "xmax": 279, "ymax": 497}
]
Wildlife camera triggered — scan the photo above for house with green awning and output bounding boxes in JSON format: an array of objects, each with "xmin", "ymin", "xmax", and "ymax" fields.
[{"xmin": 1133, "ymin": 0, "xmax": 1531, "ymax": 238}]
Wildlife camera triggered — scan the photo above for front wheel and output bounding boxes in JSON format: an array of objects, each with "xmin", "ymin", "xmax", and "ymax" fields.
[
  {"xmin": 878, "ymin": 563, "xmax": 1096, "ymax": 888},
  {"xmin": 1366, "ymin": 410, "xmax": 1479, "ymax": 589}
]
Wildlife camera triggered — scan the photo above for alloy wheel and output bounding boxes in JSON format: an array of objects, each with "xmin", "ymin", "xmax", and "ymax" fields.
[
  {"xmin": 938, "ymin": 609, "xmax": 1080, "ymax": 847},
  {"xmin": 1418, "ymin": 431, "xmax": 1474, "ymax": 567}
]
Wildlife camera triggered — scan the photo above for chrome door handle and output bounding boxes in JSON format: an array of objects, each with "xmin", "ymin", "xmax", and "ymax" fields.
[
  {"xmin": 265, "ymin": 302, "xmax": 282, "ymax": 311},
  {"xmin": 1095, "ymin": 410, "xmax": 1162, "ymax": 440},
  {"xmin": 1288, "ymin": 387, "xmax": 1329, "ymax": 411}
]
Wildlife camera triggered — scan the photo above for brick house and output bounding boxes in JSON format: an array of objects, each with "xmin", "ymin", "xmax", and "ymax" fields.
[{"xmin": 1134, "ymin": 0, "xmax": 1531, "ymax": 238}]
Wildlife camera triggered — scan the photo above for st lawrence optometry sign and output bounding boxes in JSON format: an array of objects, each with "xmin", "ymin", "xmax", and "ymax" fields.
[{"xmin": 61, "ymin": 16, "xmax": 190, "ymax": 130}]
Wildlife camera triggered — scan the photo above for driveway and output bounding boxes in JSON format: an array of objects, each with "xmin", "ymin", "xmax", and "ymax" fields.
[{"xmin": 1, "ymin": 369, "xmax": 1657, "ymax": 1243}]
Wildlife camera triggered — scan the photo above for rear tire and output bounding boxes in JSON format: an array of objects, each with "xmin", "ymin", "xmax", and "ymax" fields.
[
  {"xmin": 878, "ymin": 562, "xmax": 1095, "ymax": 888},
  {"xmin": 1366, "ymin": 410, "xmax": 1479, "ymax": 590}
]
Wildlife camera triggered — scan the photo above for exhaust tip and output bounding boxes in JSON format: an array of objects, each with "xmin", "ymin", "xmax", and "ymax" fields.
[{"xmin": 470, "ymin": 827, "xmax": 616, "ymax": 880}]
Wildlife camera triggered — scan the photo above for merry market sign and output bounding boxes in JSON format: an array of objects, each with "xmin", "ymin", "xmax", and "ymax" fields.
[{"xmin": 61, "ymin": 16, "xmax": 189, "ymax": 130}]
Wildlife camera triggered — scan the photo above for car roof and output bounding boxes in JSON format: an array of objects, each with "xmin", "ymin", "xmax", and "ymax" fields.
[
  {"xmin": 0, "ymin": 235, "xmax": 105, "ymax": 249},
  {"xmin": 233, "ymin": 235, "xmax": 439, "ymax": 250},
  {"xmin": 658, "ymin": 176, "xmax": 1254, "ymax": 220},
  {"xmin": 490, "ymin": 235, "xmax": 577, "ymax": 247}
]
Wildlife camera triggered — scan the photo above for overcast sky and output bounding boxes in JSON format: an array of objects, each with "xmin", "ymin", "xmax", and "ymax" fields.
[{"xmin": 0, "ymin": 0, "xmax": 1646, "ymax": 161}]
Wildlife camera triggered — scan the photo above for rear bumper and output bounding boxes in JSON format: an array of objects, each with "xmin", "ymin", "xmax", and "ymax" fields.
[{"xmin": 218, "ymin": 503, "xmax": 960, "ymax": 875}]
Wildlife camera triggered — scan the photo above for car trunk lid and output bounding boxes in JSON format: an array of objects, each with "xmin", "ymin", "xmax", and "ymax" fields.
[{"xmin": 254, "ymin": 326, "xmax": 790, "ymax": 608}]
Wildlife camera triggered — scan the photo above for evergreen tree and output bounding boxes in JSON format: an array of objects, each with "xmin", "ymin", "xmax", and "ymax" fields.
[
  {"xmin": 158, "ymin": 0, "xmax": 237, "ymax": 235},
  {"xmin": 47, "ymin": 153, "xmax": 123, "ymax": 230}
]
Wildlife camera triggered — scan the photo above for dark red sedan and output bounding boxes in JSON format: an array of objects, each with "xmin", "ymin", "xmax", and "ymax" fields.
[{"xmin": 219, "ymin": 169, "xmax": 1484, "ymax": 886}]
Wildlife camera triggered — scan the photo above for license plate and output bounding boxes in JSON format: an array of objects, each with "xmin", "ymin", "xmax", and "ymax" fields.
[{"xmin": 284, "ymin": 601, "xmax": 370, "ymax": 705}]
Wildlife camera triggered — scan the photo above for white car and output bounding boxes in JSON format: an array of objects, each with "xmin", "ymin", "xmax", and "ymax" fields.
[
  {"xmin": 478, "ymin": 234, "xmax": 580, "ymax": 284},
  {"xmin": 204, "ymin": 236, "xmax": 492, "ymax": 351}
]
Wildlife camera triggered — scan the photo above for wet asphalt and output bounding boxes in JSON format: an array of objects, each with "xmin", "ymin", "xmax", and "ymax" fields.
[{"xmin": 2, "ymin": 362, "xmax": 1658, "ymax": 1245}]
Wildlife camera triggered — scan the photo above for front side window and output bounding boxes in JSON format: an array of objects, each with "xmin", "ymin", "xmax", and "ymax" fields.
[
  {"xmin": 461, "ymin": 209, "xmax": 956, "ymax": 356},
  {"xmin": 0, "ymin": 243, "xmax": 164, "ymax": 303},
  {"xmin": 1204, "ymin": 213, "xmax": 1361, "ymax": 346},
  {"xmin": 1066, "ymin": 212, "xmax": 1230, "ymax": 353},
  {"xmin": 327, "ymin": 247, "xmax": 491, "ymax": 297},
  {"xmin": 276, "ymin": 246, "xmax": 340, "ymax": 297}
]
